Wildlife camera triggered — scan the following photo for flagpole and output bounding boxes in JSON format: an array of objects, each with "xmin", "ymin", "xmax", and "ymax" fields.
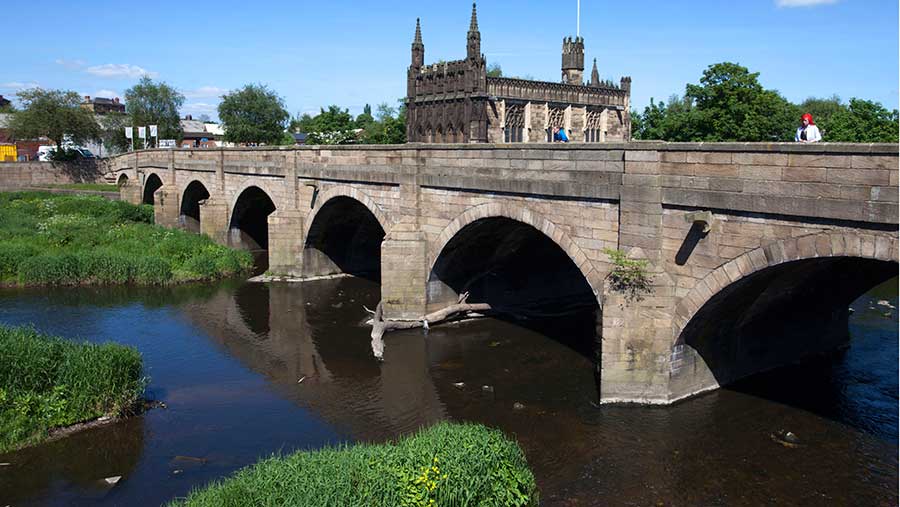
[{"xmin": 577, "ymin": 0, "xmax": 580, "ymax": 37}]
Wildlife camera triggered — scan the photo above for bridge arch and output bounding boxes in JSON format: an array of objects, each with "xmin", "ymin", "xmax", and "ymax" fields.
[
  {"xmin": 302, "ymin": 186, "xmax": 390, "ymax": 280},
  {"xmin": 430, "ymin": 202, "xmax": 604, "ymax": 300},
  {"xmin": 228, "ymin": 185, "xmax": 277, "ymax": 253},
  {"xmin": 142, "ymin": 173, "xmax": 164, "ymax": 205},
  {"xmin": 179, "ymin": 180, "xmax": 211, "ymax": 233},
  {"xmin": 116, "ymin": 173, "xmax": 130, "ymax": 188},
  {"xmin": 673, "ymin": 231, "xmax": 898, "ymax": 390}
]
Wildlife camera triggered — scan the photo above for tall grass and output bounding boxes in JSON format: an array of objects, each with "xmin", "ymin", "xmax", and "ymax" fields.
[
  {"xmin": 169, "ymin": 422, "xmax": 539, "ymax": 507},
  {"xmin": 0, "ymin": 192, "xmax": 253, "ymax": 286},
  {"xmin": 0, "ymin": 325, "xmax": 145, "ymax": 453}
]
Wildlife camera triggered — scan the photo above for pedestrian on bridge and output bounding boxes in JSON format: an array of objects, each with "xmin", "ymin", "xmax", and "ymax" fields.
[{"xmin": 795, "ymin": 113, "xmax": 822, "ymax": 143}]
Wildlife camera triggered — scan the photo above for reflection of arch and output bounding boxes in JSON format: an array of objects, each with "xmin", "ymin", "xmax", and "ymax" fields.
[
  {"xmin": 179, "ymin": 180, "xmax": 210, "ymax": 233},
  {"xmin": 142, "ymin": 173, "xmax": 163, "ymax": 205},
  {"xmin": 430, "ymin": 203, "xmax": 603, "ymax": 299},
  {"xmin": 675, "ymin": 232, "xmax": 899, "ymax": 342},
  {"xmin": 304, "ymin": 185, "xmax": 391, "ymax": 240},
  {"xmin": 302, "ymin": 187, "xmax": 388, "ymax": 280},
  {"xmin": 116, "ymin": 173, "xmax": 130, "ymax": 187},
  {"xmin": 229, "ymin": 186, "xmax": 277, "ymax": 251}
]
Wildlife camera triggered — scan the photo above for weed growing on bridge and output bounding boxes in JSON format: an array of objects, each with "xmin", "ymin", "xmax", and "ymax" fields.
[
  {"xmin": 0, "ymin": 325, "xmax": 145, "ymax": 453},
  {"xmin": 0, "ymin": 192, "xmax": 253, "ymax": 286},
  {"xmin": 603, "ymin": 248, "xmax": 653, "ymax": 303},
  {"xmin": 168, "ymin": 422, "xmax": 538, "ymax": 507}
]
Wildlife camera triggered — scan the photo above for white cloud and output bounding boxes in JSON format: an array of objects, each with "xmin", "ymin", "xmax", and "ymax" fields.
[
  {"xmin": 92, "ymin": 89, "xmax": 120, "ymax": 99},
  {"xmin": 183, "ymin": 102, "xmax": 218, "ymax": 113},
  {"xmin": 86, "ymin": 63, "xmax": 158, "ymax": 79},
  {"xmin": 0, "ymin": 81, "xmax": 39, "ymax": 90},
  {"xmin": 55, "ymin": 58, "xmax": 86, "ymax": 70},
  {"xmin": 184, "ymin": 86, "xmax": 228, "ymax": 99},
  {"xmin": 776, "ymin": 0, "xmax": 838, "ymax": 7}
]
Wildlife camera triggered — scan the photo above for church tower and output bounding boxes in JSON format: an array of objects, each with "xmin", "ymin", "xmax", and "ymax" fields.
[
  {"xmin": 561, "ymin": 36, "xmax": 585, "ymax": 85},
  {"xmin": 466, "ymin": 3, "xmax": 481, "ymax": 60},
  {"xmin": 411, "ymin": 18, "xmax": 424, "ymax": 69}
]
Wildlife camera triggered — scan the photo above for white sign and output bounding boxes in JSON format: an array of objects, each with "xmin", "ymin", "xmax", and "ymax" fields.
[
  {"xmin": 149, "ymin": 125, "xmax": 158, "ymax": 137},
  {"xmin": 124, "ymin": 127, "xmax": 133, "ymax": 139},
  {"xmin": 138, "ymin": 127, "xmax": 147, "ymax": 139},
  {"xmin": 158, "ymin": 139, "xmax": 177, "ymax": 148}
]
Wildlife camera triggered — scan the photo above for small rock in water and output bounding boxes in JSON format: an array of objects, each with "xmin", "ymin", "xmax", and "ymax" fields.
[
  {"xmin": 883, "ymin": 312, "xmax": 892, "ymax": 318},
  {"xmin": 331, "ymin": 302, "xmax": 343, "ymax": 309},
  {"xmin": 489, "ymin": 341, "xmax": 501, "ymax": 347},
  {"xmin": 513, "ymin": 402, "xmax": 525, "ymax": 410},
  {"xmin": 0, "ymin": 462, "xmax": 10, "ymax": 466},
  {"xmin": 784, "ymin": 431, "xmax": 800, "ymax": 444},
  {"xmin": 172, "ymin": 469, "xmax": 183, "ymax": 475},
  {"xmin": 481, "ymin": 385, "xmax": 494, "ymax": 393},
  {"xmin": 452, "ymin": 382, "xmax": 465, "ymax": 389},
  {"xmin": 771, "ymin": 429, "xmax": 801, "ymax": 448},
  {"xmin": 847, "ymin": 307, "xmax": 855, "ymax": 314},
  {"xmin": 104, "ymin": 476, "xmax": 122, "ymax": 485},
  {"xmin": 877, "ymin": 300, "xmax": 895, "ymax": 309},
  {"xmin": 297, "ymin": 376, "xmax": 307, "ymax": 384},
  {"xmin": 98, "ymin": 416, "xmax": 111, "ymax": 422}
]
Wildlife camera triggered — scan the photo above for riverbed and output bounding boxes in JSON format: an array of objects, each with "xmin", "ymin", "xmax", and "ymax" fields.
[{"xmin": 0, "ymin": 277, "xmax": 896, "ymax": 506}]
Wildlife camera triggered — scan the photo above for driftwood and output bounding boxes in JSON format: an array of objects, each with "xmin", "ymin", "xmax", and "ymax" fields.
[{"xmin": 367, "ymin": 292, "xmax": 491, "ymax": 359}]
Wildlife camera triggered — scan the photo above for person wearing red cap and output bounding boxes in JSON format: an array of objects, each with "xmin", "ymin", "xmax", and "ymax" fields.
[{"xmin": 795, "ymin": 113, "xmax": 822, "ymax": 142}]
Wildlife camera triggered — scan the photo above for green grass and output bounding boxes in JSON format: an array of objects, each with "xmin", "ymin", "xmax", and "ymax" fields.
[
  {"xmin": 169, "ymin": 422, "xmax": 539, "ymax": 507},
  {"xmin": 0, "ymin": 325, "xmax": 145, "ymax": 453},
  {"xmin": 0, "ymin": 191, "xmax": 253, "ymax": 286},
  {"xmin": 41, "ymin": 183, "xmax": 120, "ymax": 191}
]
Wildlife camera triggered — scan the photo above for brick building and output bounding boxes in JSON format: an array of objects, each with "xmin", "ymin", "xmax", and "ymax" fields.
[
  {"xmin": 81, "ymin": 96, "xmax": 126, "ymax": 115},
  {"xmin": 406, "ymin": 3, "xmax": 631, "ymax": 144}
]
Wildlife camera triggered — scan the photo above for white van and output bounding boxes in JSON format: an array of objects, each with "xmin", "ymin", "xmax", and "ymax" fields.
[{"xmin": 37, "ymin": 145, "xmax": 55, "ymax": 161}]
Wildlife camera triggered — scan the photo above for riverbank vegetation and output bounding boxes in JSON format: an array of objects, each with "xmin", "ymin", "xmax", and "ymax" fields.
[
  {"xmin": 0, "ymin": 192, "xmax": 253, "ymax": 286},
  {"xmin": 0, "ymin": 325, "xmax": 144, "ymax": 453},
  {"xmin": 170, "ymin": 422, "xmax": 538, "ymax": 507}
]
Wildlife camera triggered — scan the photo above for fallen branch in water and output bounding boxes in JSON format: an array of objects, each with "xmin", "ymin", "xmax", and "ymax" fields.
[{"xmin": 368, "ymin": 292, "xmax": 491, "ymax": 359}]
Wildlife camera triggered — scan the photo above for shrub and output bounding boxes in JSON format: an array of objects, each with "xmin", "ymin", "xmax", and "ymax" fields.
[
  {"xmin": 602, "ymin": 248, "xmax": 653, "ymax": 303},
  {"xmin": 133, "ymin": 257, "xmax": 173, "ymax": 284},
  {"xmin": 18, "ymin": 254, "xmax": 82, "ymax": 285},
  {"xmin": 0, "ymin": 242, "xmax": 39, "ymax": 279},
  {"xmin": 0, "ymin": 192, "xmax": 249, "ymax": 286},
  {"xmin": 169, "ymin": 422, "xmax": 539, "ymax": 507},
  {"xmin": 0, "ymin": 325, "xmax": 144, "ymax": 452}
]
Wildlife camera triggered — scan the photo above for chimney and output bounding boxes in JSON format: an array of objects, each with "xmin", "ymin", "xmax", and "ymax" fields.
[
  {"xmin": 84, "ymin": 95, "xmax": 91, "ymax": 102},
  {"xmin": 185, "ymin": 114, "xmax": 193, "ymax": 120},
  {"xmin": 113, "ymin": 97, "xmax": 120, "ymax": 103}
]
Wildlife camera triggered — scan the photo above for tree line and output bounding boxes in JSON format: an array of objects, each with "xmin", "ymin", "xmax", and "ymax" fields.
[
  {"xmin": 4, "ymin": 61, "xmax": 895, "ymax": 158},
  {"xmin": 631, "ymin": 62, "xmax": 899, "ymax": 143}
]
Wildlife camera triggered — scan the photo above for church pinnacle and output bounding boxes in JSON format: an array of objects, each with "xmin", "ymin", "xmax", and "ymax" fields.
[
  {"xmin": 590, "ymin": 58, "xmax": 599, "ymax": 86},
  {"xmin": 469, "ymin": 2, "xmax": 479, "ymax": 33},
  {"xmin": 466, "ymin": 2, "xmax": 481, "ymax": 60},
  {"xmin": 414, "ymin": 17, "xmax": 422, "ymax": 45}
]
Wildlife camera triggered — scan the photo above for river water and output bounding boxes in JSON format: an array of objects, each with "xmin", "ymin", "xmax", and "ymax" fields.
[{"xmin": 0, "ymin": 276, "xmax": 896, "ymax": 506}]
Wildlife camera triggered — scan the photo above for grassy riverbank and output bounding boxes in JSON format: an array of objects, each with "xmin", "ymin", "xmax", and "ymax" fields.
[
  {"xmin": 170, "ymin": 422, "xmax": 538, "ymax": 507},
  {"xmin": 0, "ymin": 325, "xmax": 144, "ymax": 453},
  {"xmin": 0, "ymin": 192, "xmax": 253, "ymax": 286}
]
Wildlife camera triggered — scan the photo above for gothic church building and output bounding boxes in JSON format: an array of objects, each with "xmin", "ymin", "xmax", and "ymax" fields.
[{"xmin": 406, "ymin": 3, "xmax": 631, "ymax": 144}]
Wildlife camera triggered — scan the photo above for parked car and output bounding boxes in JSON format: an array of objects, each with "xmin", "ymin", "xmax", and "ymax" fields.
[{"xmin": 37, "ymin": 145, "xmax": 96, "ymax": 161}]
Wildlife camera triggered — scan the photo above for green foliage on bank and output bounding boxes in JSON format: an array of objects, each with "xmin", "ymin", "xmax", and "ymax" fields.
[
  {"xmin": 0, "ymin": 325, "xmax": 144, "ymax": 453},
  {"xmin": 0, "ymin": 192, "xmax": 253, "ymax": 286},
  {"xmin": 169, "ymin": 422, "xmax": 539, "ymax": 507},
  {"xmin": 631, "ymin": 62, "xmax": 899, "ymax": 143}
]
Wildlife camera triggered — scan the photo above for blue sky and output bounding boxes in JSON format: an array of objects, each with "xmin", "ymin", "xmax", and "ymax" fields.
[{"xmin": 2, "ymin": 0, "xmax": 897, "ymax": 120}]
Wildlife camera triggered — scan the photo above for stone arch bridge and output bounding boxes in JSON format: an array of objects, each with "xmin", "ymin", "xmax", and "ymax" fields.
[{"xmin": 109, "ymin": 142, "xmax": 899, "ymax": 404}]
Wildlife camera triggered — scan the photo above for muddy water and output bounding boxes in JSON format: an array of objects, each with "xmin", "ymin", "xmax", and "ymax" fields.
[{"xmin": 0, "ymin": 277, "xmax": 896, "ymax": 506}]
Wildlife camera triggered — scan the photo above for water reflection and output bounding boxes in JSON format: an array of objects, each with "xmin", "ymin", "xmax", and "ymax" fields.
[{"xmin": 0, "ymin": 276, "xmax": 895, "ymax": 506}]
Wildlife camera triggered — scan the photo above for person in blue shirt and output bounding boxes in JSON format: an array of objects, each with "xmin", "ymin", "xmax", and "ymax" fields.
[{"xmin": 552, "ymin": 126, "xmax": 569, "ymax": 143}]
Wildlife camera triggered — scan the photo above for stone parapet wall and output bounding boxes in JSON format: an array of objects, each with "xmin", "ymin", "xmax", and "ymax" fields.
[{"xmin": 0, "ymin": 161, "xmax": 108, "ymax": 188}]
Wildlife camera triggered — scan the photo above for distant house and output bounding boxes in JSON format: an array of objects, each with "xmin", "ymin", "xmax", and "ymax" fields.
[
  {"xmin": 81, "ymin": 96, "xmax": 126, "ymax": 115},
  {"xmin": 0, "ymin": 95, "xmax": 11, "ymax": 109},
  {"xmin": 180, "ymin": 115, "xmax": 221, "ymax": 148},
  {"xmin": 0, "ymin": 113, "xmax": 45, "ymax": 161}
]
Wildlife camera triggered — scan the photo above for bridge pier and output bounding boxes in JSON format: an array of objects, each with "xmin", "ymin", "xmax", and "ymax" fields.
[
  {"xmin": 381, "ymin": 226, "xmax": 428, "ymax": 320},
  {"xmin": 200, "ymin": 197, "xmax": 229, "ymax": 245},
  {"xmin": 268, "ymin": 209, "xmax": 305, "ymax": 277},
  {"xmin": 153, "ymin": 186, "xmax": 180, "ymax": 228}
]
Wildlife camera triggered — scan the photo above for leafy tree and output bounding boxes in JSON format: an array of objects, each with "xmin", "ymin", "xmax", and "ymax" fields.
[
  {"xmin": 218, "ymin": 84, "xmax": 289, "ymax": 145},
  {"xmin": 292, "ymin": 105, "xmax": 357, "ymax": 144},
  {"xmin": 125, "ymin": 76, "xmax": 184, "ymax": 141},
  {"xmin": 98, "ymin": 112, "xmax": 131, "ymax": 155},
  {"xmin": 824, "ymin": 98, "xmax": 899, "ymax": 143},
  {"xmin": 9, "ymin": 88, "xmax": 100, "ymax": 151},
  {"xmin": 487, "ymin": 63, "xmax": 503, "ymax": 78},
  {"xmin": 355, "ymin": 104, "xmax": 375, "ymax": 129}
]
